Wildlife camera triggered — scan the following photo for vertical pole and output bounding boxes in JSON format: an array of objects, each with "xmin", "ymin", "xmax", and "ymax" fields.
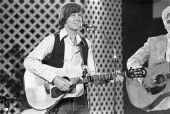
[{"xmin": 113, "ymin": 48, "xmax": 117, "ymax": 114}]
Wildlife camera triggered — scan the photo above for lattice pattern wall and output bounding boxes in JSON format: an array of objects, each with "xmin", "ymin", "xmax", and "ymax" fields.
[
  {"xmin": 84, "ymin": 0, "xmax": 123, "ymax": 114},
  {"xmin": 0, "ymin": 0, "xmax": 123, "ymax": 114}
]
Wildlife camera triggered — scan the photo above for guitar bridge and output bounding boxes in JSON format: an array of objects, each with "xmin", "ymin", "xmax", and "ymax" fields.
[{"xmin": 44, "ymin": 81, "xmax": 50, "ymax": 94}]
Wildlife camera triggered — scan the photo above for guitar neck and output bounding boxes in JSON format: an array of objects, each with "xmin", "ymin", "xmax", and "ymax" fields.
[
  {"xmin": 72, "ymin": 72, "xmax": 125, "ymax": 84},
  {"xmin": 83, "ymin": 72, "xmax": 115, "ymax": 83}
]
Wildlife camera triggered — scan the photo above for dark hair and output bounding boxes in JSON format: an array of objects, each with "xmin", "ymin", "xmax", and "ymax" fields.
[{"xmin": 58, "ymin": 2, "xmax": 82, "ymax": 30}]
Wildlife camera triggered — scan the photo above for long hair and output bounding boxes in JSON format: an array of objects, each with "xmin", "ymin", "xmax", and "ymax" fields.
[
  {"xmin": 162, "ymin": 6, "xmax": 170, "ymax": 26},
  {"xmin": 58, "ymin": 2, "xmax": 82, "ymax": 30}
]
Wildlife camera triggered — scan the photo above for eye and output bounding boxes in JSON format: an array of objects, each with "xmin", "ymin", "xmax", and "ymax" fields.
[
  {"xmin": 167, "ymin": 13, "xmax": 170, "ymax": 19},
  {"xmin": 78, "ymin": 13, "xmax": 82, "ymax": 17},
  {"xmin": 70, "ymin": 13, "xmax": 76, "ymax": 17}
]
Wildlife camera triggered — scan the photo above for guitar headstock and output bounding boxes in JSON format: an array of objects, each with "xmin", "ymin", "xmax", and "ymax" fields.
[{"xmin": 126, "ymin": 67, "xmax": 147, "ymax": 78}]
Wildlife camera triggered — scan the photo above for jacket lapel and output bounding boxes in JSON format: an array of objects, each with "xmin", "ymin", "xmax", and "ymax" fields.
[{"xmin": 157, "ymin": 35, "xmax": 167, "ymax": 60}]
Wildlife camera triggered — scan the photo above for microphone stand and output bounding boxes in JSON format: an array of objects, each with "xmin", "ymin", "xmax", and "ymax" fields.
[
  {"xmin": 85, "ymin": 24, "xmax": 117, "ymax": 114},
  {"xmin": 113, "ymin": 48, "xmax": 117, "ymax": 114},
  {"xmin": 94, "ymin": 27, "xmax": 118, "ymax": 114},
  {"xmin": 84, "ymin": 25, "xmax": 98, "ymax": 73},
  {"xmin": 92, "ymin": 26, "xmax": 98, "ymax": 73},
  {"xmin": 84, "ymin": 26, "xmax": 99, "ymax": 112}
]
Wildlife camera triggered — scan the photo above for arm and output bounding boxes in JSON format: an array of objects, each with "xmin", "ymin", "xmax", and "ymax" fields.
[
  {"xmin": 23, "ymin": 34, "xmax": 66, "ymax": 83},
  {"xmin": 127, "ymin": 38, "xmax": 151, "ymax": 69},
  {"xmin": 127, "ymin": 38, "xmax": 156, "ymax": 87}
]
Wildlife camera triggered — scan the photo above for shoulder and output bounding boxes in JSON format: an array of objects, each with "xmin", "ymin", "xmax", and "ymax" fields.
[
  {"xmin": 148, "ymin": 34, "xmax": 167, "ymax": 42},
  {"xmin": 43, "ymin": 34, "xmax": 55, "ymax": 41}
]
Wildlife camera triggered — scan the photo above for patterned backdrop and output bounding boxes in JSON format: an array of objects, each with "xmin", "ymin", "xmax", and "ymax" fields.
[{"xmin": 0, "ymin": 0, "xmax": 123, "ymax": 114}]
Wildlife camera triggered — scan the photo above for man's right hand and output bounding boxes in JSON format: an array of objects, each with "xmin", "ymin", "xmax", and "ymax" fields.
[
  {"xmin": 52, "ymin": 76, "xmax": 72, "ymax": 91},
  {"xmin": 134, "ymin": 78, "xmax": 143, "ymax": 84}
]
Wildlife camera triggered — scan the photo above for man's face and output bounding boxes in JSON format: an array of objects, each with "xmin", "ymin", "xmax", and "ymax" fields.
[
  {"xmin": 65, "ymin": 12, "xmax": 83, "ymax": 31},
  {"xmin": 164, "ymin": 13, "xmax": 170, "ymax": 32}
]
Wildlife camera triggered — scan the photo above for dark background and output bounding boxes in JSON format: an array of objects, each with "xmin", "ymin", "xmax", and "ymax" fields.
[{"xmin": 122, "ymin": 0, "xmax": 169, "ymax": 114}]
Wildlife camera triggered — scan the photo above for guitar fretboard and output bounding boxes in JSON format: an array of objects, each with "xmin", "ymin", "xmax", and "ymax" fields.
[
  {"xmin": 82, "ymin": 72, "xmax": 115, "ymax": 83},
  {"xmin": 71, "ymin": 72, "xmax": 126, "ymax": 84}
]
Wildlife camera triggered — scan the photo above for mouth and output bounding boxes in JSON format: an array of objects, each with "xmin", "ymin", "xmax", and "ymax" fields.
[
  {"xmin": 167, "ymin": 20, "xmax": 170, "ymax": 24},
  {"xmin": 74, "ymin": 22, "xmax": 82, "ymax": 27}
]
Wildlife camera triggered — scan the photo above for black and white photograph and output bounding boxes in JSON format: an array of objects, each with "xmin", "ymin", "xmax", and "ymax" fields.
[{"xmin": 0, "ymin": 0, "xmax": 170, "ymax": 114}]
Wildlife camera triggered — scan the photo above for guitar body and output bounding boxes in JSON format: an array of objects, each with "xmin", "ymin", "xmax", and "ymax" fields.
[
  {"xmin": 24, "ymin": 71, "xmax": 84, "ymax": 110},
  {"xmin": 126, "ymin": 62, "xmax": 170, "ymax": 111},
  {"xmin": 24, "ymin": 67, "xmax": 124, "ymax": 110}
]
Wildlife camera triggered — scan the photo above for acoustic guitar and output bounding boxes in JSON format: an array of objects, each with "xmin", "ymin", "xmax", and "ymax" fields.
[
  {"xmin": 24, "ymin": 68, "xmax": 133, "ymax": 110},
  {"xmin": 126, "ymin": 62, "xmax": 170, "ymax": 111}
]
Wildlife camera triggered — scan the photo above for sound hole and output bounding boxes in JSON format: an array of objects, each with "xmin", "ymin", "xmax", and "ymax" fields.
[
  {"xmin": 155, "ymin": 74, "xmax": 167, "ymax": 86},
  {"xmin": 150, "ymin": 74, "xmax": 166, "ymax": 95}
]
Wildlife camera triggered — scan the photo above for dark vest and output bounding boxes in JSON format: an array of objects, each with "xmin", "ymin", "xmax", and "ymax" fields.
[{"xmin": 44, "ymin": 33, "xmax": 88, "ymax": 68}]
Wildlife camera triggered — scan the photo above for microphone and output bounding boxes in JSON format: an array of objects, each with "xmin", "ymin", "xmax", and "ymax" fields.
[{"xmin": 81, "ymin": 23, "xmax": 97, "ymax": 30}]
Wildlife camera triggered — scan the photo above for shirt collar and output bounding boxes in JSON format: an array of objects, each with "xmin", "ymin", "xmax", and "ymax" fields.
[
  {"xmin": 166, "ymin": 33, "xmax": 170, "ymax": 41},
  {"xmin": 60, "ymin": 28, "xmax": 85, "ymax": 45}
]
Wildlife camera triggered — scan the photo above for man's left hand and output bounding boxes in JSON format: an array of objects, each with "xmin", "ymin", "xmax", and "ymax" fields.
[{"xmin": 110, "ymin": 70, "xmax": 124, "ymax": 83}]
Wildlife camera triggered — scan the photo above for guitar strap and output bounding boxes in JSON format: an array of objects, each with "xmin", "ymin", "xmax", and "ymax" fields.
[{"xmin": 142, "ymin": 92, "xmax": 170, "ymax": 111}]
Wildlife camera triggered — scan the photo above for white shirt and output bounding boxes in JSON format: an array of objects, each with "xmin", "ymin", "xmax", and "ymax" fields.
[
  {"xmin": 23, "ymin": 28, "xmax": 96, "ymax": 83},
  {"xmin": 166, "ymin": 34, "xmax": 170, "ymax": 62},
  {"xmin": 126, "ymin": 34, "xmax": 170, "ymax": 111}
]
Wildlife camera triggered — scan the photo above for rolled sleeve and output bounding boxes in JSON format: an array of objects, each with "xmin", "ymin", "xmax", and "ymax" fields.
[{"xmin": 23, "ymin": 34, "xmax": 66, "ymax": 82}]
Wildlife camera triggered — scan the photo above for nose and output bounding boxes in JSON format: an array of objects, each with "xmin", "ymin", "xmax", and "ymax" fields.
[
  {"xmin": 75, "ymin": 14, "xmax": 82, "ymax": 21},
  {"xmin": 77, "ymin": 17, "xmax": 82, "ymax": 22}
]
